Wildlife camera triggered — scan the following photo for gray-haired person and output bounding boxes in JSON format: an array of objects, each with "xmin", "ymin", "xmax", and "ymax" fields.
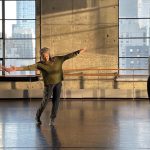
[{"xmin": 7, "ymin": 47, "xmax": 86, "ymax": 125}]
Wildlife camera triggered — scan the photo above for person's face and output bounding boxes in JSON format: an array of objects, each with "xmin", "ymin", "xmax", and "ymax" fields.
[{"xmin": 41, "ymin": 51, "xmax": 50, "ymax": 62}]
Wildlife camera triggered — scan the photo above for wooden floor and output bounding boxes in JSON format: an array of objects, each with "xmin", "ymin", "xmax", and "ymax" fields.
[{"xmin": 0, "ymin": 99, "xmax": 150, "ymax": 150}]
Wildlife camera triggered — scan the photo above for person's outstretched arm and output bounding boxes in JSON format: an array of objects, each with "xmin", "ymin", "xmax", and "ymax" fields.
[
  {"xmin": 7, "ymin": 63, "xmax": 51, "ymax": 73},
  {"xmin": 62, "ymin": 48, "xmax": 86, "ymax": 61},
  {"xmin": 6, "ymin": 64, "xmax": 37, "ymax": 72}
]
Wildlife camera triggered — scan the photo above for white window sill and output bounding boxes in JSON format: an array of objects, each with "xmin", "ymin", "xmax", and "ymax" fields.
[{"xmin": 116, "ymin": 76, "xmax": 148, "ymax": 82}]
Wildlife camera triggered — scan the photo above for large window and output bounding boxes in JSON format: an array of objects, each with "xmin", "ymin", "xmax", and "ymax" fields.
[
  {"xmin": 119, "ymin": 0, "xmax": 150, "ymax": 75},
  {"xmin": 0, "ymin": 0, "xmax": 36, "ymax": 76}
]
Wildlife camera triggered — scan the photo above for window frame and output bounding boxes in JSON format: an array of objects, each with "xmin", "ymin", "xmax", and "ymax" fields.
[
  {"xmin": 0, "ymin": 0, "xmax": 38, "ymax": 81},
  {"xmin": 118, "ymin": 0, "xmax": 150, "ymax": 77}
]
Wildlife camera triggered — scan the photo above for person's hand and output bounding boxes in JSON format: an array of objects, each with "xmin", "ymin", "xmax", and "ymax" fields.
[
  {"xmin": 4, "ymin": 67, "xmax": 10, "ymax": 73},
  {"xmin": 0, "ymin": 66, "xmax": 10, "ymax": 73},
  {"xmin": 79, "ymin": 48, "xmax": 87, "ymax": 53},
  {"xmin": 5, "ymin": 66, "xmax": 16, "ymax": 73}
]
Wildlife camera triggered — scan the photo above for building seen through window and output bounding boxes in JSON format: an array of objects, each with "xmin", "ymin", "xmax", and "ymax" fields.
[
  {"xmin": 0, "ymin": 0, "xmax": 36, "ymax": 76},
  {"xmin": 119, "ymin": 0, "xmax": 150, "ymax": 75}
]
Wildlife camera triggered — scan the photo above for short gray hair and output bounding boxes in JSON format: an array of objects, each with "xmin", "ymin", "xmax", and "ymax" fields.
[{"xmin": 40, "ymin": 47, "xmax": 50, "ymax": 55}]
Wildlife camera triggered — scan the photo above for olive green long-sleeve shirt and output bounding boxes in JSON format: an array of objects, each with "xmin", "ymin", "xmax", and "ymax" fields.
[{"xmin": 23, "ymin": 50, "xmax": 80, "ymax": 85}]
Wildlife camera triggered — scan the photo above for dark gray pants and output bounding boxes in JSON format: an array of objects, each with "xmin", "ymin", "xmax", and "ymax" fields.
[{"xmin": 36, "ymin": 82, "xmax": 62, "ymax": 120}]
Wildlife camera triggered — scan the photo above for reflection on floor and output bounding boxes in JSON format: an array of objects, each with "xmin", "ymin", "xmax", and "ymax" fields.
[{"xmin": 0, "ymin": 99, "xmax": 150, "ymax": 150}]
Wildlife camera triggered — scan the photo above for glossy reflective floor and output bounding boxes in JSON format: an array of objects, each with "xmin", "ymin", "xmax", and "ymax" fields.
[{"xmin": 0, "ymin": 100, "xmax": 150, "ymax": 150}]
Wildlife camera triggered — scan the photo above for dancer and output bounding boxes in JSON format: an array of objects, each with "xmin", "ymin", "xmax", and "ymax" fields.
[{"xmin": 7, "ymin": 47, "xmax": 86, "ymax": 125}]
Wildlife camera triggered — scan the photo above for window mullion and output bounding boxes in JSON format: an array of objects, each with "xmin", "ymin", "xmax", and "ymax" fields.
[
  {"xmin": 2, "ymin": 0, "xmax": 5, "ymax": 76},
  {"xmin": 2, "ymin": 0, "xmax": 36, "ymax": 76}
]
